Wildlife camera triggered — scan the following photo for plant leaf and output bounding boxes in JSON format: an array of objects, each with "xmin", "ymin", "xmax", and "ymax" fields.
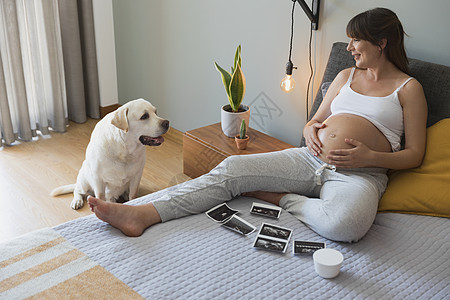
[
  {"xmin": 233, "ymin": 44, "xmax": 241, "ymax": 71},
  {"xmin": 229, "ymin": 62, "xmax": 246, "ymax": 112},
  {"xmin": 214, "ymin": 62, "xmax": 232, "ymax": 99}
]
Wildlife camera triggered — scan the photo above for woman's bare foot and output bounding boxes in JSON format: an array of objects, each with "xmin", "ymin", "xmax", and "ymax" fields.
[
  {"xmin": 87, "ymin": 196, "xmax": 161, "ymax": 237},
  {"xmin": 241, "ymin": 191, "xmax": 287, "ymax": 206}
]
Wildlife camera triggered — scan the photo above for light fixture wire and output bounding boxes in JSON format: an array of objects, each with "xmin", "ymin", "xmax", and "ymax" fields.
[
  {"xmin": 287, "ymin": 0, "xmax": 314, "ymax": 119},
  {"xmin": 306, "ymin": 24, "xmax": 313, "ymax": 119},
  {"xmin": 288, "ymin": 0, "xmax": 296, "ymax": 63}
]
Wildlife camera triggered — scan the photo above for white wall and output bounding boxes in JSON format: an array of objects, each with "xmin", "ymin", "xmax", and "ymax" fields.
[{"xmin": 112, "ymin": 0, "xmax": 450, "ymax": 146}]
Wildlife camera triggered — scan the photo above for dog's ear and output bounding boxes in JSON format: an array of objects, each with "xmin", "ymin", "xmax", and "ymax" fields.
[{"xmin": 111, "ymin": 107, "xmax": 129, "ymax": 132}]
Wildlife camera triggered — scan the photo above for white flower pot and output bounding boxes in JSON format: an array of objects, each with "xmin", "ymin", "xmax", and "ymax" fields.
[{"xmin": 221, "ymin": 104, "xmax": 250, "ymax": 137}]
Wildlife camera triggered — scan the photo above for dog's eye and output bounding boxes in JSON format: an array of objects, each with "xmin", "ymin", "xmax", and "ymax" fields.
[{"xmin": 140, "ymin": 112, "xmax": 149, "ymax": 120}]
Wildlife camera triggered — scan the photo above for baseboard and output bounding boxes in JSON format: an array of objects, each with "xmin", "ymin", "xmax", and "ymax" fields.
[{"xmin": 100, "ymin": 104, "xmax": 121, "ymax": 118}]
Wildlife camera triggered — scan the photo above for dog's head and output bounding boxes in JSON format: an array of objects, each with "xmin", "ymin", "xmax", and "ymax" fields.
[{"xmin": 111, "ymin": 98, "xmax": 169, "ymax": 146}]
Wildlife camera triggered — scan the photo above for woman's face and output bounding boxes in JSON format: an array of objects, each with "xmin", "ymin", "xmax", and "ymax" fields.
[{"xmin": 347, "ymin": 38, "xmax": 381, "ymax": 68}]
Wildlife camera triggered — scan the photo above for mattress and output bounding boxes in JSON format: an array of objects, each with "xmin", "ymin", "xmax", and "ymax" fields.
[{"xmin": 55, "ymin": 195, "xmax": 449, "ymax": 299}]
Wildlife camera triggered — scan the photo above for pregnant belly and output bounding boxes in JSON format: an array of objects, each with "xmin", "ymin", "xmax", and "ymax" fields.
[{"xmin": 317, "ymin": 114, "xmax": 392, "ymax": 163}]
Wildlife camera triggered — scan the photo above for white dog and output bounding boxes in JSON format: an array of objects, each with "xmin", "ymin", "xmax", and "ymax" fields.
[{"xmin": 50, "ymin": 98, "xmax": 169, "ymax": 209}]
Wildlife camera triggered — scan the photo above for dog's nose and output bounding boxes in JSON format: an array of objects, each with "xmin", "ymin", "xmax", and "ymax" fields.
[{"xmin": 161, "ymin": 120, "xmax": 169, "ymax": 129}]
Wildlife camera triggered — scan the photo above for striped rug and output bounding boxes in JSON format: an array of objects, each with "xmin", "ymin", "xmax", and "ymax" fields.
[{"xmin": 0, "ymin": 227, "xmax": 143, "ymax": 299}]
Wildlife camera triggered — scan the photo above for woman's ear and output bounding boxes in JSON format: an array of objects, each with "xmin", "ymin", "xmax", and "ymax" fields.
[
  {"xmin": 379, "ymin": 38, "xmax": 387, "ymax": 50},
  {"xmin": 111, "ymin": 107, "xmax": 129, "ymax": 132}
]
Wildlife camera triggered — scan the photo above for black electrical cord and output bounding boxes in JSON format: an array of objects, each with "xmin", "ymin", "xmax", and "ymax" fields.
[
  {"xmin": 288, "ymin": 0, "xmax": 296, "ymax": 64},
  {"xmin": 287, "ymin": 0, "xmax": 314, "ymax": 119},
  {"xmin": 285, "ymin": 0, "xmax": 296, "ymax": 75},
  {"xmin": 306, "ymin": 25, "xmax": 313, "ymax": 119}
]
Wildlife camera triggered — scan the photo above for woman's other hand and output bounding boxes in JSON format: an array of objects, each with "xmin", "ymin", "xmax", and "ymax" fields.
[
  {"xmin": 326, "ymin": 138, "xmax": 374, "ymax": 168},
  {"xmin": 304, "ymin": 121, "xmax": 326, "ymax": 156}
]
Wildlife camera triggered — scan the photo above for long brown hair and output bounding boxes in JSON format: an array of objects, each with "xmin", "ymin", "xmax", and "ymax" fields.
[{"xmin": 346, "ymin": 8, "xmax": 410, "ymax": 75}]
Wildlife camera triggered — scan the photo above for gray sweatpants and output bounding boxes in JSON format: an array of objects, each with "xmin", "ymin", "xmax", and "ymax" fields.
[{"xmin": 151, "ymin": 147, "xmax": 388, "ymax": 243}]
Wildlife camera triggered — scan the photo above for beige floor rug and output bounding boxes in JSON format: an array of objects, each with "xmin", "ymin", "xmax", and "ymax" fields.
[{"xmin": 0, "ymin": 227, "xmax": 143, "ymax": 299}]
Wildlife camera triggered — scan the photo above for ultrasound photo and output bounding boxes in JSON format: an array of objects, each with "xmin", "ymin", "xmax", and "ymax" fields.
[
  {"xmin": 259, "ymin": 224, "xmax": 292, "ymax": 240},
  {"xmin": 250, "ymin": 202, "xmax": 281, "ymax": 219},
  {"xmin": 253, "ymin": 223, "xmax": 292, "ymax": 254},
  {"xmin": 205, "ymin": 203, "xmax": 238, "ymax": 223},
  {"xmin": 253, "ymin": 237, "xmax": 287, "ymax": 253},
  {"xmin": 222, "ymin": 215, "xmax": 256, "ymax": 235}
]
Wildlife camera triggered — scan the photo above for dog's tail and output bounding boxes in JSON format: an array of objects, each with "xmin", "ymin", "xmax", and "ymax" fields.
[{"xmin": 50, "ymin": 184, "xmax": 76, "ymax": 197}]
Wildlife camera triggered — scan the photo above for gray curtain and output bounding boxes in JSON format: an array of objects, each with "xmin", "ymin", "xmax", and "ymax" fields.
[{"xmin": 0, "ymin": 0, "xmax": 100, "ymax": 147}]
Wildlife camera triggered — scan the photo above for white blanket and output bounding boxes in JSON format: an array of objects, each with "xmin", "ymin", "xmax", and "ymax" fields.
[{"xmin": 55, "ymin": 196, "xmax": 450, "ymax": 299}]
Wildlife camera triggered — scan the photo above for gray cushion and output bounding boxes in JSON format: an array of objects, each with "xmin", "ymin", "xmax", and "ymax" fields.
[{"xmin": 300, "ymin": 42, "xmax": 450, "ymax": 146}]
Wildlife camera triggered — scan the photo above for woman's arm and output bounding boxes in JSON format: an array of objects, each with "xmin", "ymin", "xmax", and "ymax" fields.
[
  {"xmin": 327, "ymin": 79, "xmax": 428, "ymax": 170},
  {"xmin": 373, "ymin": 79, "xmax": 427, "ymax": 169},
  {"xmin": 303, "ymin": 68, "xmax": 351, "ymax": 156}
]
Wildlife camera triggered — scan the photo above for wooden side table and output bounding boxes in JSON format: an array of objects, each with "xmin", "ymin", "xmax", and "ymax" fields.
[{"xmin": 183, "ymin": 123, "xmax": 295, "ymax": 178}]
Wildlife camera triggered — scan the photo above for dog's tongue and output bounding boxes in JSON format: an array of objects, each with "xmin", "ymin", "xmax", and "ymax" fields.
[{"xmin": 139, "ymin": 135, "xmax": 164, "ymax": 146}]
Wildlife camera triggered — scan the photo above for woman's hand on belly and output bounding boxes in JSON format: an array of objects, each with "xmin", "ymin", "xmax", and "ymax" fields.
[
  {"xmin": 316, "ymin": 114, "xmax": 392, "ymax": 168},
  {"xmin": 303, "ymin": 121, "xmax": 327, "ymax": 156},
  {"xmin": 326, "ymin": 138, "xmax": 374, "ymax": 168}
]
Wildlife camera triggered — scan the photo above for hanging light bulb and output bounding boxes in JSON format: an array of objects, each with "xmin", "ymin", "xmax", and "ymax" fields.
[
  {"xmin": 280, "ymin": 75, "xmax": 295, "ymax": 92},
  {"xmin": 280, "ymin": 60, "xmax": 296, "ymax": 93},
  {"xmin": 280, "ymin": 0, "xmax": 320, "ymax": 114},
  {"xmin": 281, "ymin": 1, "xmax": 297, "ymax": 93}
]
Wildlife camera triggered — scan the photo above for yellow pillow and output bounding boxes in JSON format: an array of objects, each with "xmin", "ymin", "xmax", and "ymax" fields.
[{"xmin": 378, "ymin": 118, "xmax": 450, "ymax": 217}]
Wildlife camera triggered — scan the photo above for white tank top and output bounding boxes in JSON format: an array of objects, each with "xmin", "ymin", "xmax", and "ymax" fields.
[{"xmin": 330, "ymin": 68, "xmax": 413, "ymax": 152}]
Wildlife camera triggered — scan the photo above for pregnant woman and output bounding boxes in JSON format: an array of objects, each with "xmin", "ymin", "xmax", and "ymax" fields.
[{"xmin": 88, "ymin": 8, "xmax": 427, "ymax": 242}]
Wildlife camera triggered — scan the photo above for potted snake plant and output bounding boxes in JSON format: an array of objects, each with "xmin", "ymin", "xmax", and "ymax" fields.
[
  {"xmin": 214, "ymin": 45, "xmax": 250, "ymax": 137},
  {"xmin": 235, "ymin": 119, "xmax": 249, "ymax": 150}
]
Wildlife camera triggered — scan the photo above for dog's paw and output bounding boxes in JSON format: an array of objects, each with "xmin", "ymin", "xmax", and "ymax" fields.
[{"xmin": 71, "ymin": 198, "xmax": 84, "ymax": 210}]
